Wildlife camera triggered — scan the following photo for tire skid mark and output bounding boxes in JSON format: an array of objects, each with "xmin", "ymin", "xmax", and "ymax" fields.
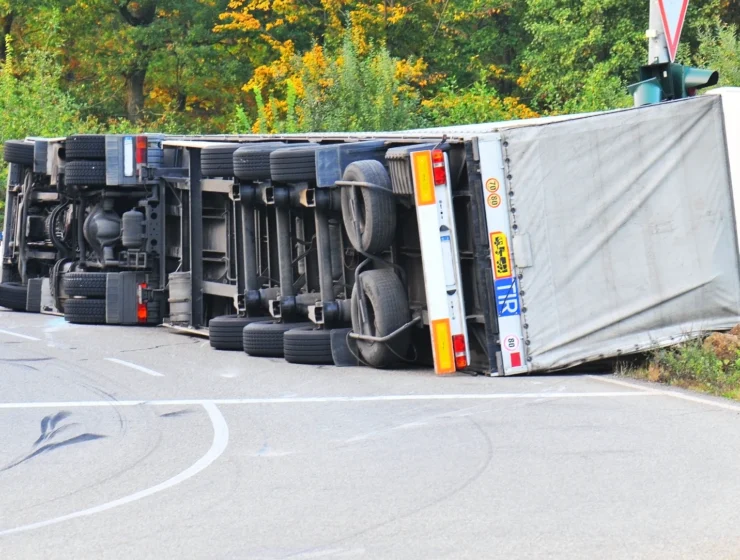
[{"xmin": 0, "ymin": 403, "xmax": 229, "ymax": 537}]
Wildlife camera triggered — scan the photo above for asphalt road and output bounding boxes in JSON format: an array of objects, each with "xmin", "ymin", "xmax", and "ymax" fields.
[{"xmin": 2, "ymin": 310, "xmax": 740, "ymax": 559}]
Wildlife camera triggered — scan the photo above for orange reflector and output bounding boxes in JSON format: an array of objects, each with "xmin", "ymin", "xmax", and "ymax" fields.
[
  {"xmin": 411, "ymin": 151, "xmax": 436, "ymax": 206},
  {"xmin": 431, "ymin": 318, "xmax": 455, "ymax": 374},
  {"xmin": 452, "ymin": 334, "xmax": 467, "ymax": 370}
]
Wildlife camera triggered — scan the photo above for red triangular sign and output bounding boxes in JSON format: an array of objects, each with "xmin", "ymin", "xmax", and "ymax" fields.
[{"xmin": 657, "ymin": 0, "xmax": 690, "ymax": 62}]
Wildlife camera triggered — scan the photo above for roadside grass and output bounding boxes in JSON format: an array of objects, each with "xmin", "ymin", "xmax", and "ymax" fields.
[{"xmin": 621, "ymin": 329, "xmax": 740, "ymax": 400}]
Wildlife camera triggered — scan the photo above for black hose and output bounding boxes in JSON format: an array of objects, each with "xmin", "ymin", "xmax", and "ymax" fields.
[{"xmin": 49, "ymin": 202, "xmax": 71, "ymax": 255}]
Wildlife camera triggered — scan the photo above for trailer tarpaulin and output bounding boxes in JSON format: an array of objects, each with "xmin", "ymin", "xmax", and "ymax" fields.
[{"xmin": 500, "ymin": 95, "xmax": 740, "ymax": 370}]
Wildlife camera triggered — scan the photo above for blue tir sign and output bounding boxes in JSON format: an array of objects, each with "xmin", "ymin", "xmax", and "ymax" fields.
[{"xmin": 494, "ymin": 277, "xmax": 521, "ymax": 317}]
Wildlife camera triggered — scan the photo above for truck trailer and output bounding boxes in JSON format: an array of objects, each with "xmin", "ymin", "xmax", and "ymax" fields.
[{"xmin": 3, "ymin": 89, "xmax": 740, "ymax": 376}]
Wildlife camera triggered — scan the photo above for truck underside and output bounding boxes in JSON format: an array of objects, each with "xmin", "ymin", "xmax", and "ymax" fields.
[{"xmin": 3, "ymin": 89, "xmax": 740, "ymax": 376}]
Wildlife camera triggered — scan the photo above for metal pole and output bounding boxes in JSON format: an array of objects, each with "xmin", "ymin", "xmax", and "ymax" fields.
[
  {"xmin": 314, "ymin": 207, "xmax": 335, "ymax": 304},
  {"xmin": 239, "ymin": 188, "xmax": 259, "ymax": 293},
  {"xmin": 275, "ymin": 205, "xmax": 295, "ymax": 298},
  {"xmin": 648, "ymin": 0, "xmax": 670, "ymax": 64},
  {"xmin": 189, "ymin": 148, "xmax": 204, "ymax": 328}
]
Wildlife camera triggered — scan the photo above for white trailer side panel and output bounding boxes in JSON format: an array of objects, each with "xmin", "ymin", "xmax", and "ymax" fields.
[{"xmin": 500, "ymin": 95, "xmax": 740, "ymax": 371}]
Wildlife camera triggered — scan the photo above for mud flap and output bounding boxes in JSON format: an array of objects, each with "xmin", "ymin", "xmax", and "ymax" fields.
[{"xmin": 330, "ymin": 328, "xmax": 360, "ymax": 367}]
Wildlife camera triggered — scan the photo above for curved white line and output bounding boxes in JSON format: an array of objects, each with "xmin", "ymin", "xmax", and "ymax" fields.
[{"xmin": 0, "ymin": 403, "xmax": 229, "ymax": 537}]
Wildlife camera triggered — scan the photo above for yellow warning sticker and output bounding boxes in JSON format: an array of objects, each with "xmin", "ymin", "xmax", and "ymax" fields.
[
  {"xmin": 485, "ymin": 178, "xmax": 500, "ymax": 193},
  {"xmin": 487, "ymin": 193, "xmax": 502, "ymax": 208},
  {"xmin": 490, "ymin": 232, "xmax": 512, "ymax": 279}
]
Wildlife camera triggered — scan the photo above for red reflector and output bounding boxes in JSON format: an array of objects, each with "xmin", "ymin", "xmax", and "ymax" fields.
[
  {"xmin": 136, "ymin": 136, "xmax": 147, "ymax": 165},
  {"xmin": 452, "ymin": 334, "xmax": 467, "ymax": 370},
  {"xmin": 137, "ymin": 282, "xmax": 148, "ymax": 324},
  {"xmin": 137, "ymin": 303, "xmax": 148, "ymax": 324},
  {"xmin": 510, "ymin": 352, "xmax": 522, "ymax": 368},
  {"xmin": 432, "ymin": 149, "xmax": 446, "ymax": 186}
]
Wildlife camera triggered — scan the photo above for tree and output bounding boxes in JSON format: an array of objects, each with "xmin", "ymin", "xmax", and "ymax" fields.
[
  {"xmin": 0, "ymin": 35, "xmax": 95, "ymax": 220},
  {"xmin": 58, "ymin": 0, "xmax": 243, "ymax": 125},
  {"xmin": 696, "ymin": 21, "xmax": 740, "ymax": 87}
]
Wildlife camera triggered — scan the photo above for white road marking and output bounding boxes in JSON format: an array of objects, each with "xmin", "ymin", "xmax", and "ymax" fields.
[
  {"xmin": 587, "ymin": 374, "xmax": 740, "ymax": 413},
  {"xmin": 0, "ymin": 403, "xmax": 229, "ymax": 537},
  {"xmin": 104, "ymin": 358, "xmax": 164, "ymax": 378},
  {"xmin": 0, "ymin": 391, "xmax": 656, "ymax": 410},
  {"xmin": 0, "ymin": 329, "xmax": 40, "ymax": 342}
]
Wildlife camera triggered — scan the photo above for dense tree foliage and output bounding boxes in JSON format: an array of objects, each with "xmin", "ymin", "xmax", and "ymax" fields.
[{"xmin": 0, "ymin": 0, "xmax": 736, "ymax": 137}]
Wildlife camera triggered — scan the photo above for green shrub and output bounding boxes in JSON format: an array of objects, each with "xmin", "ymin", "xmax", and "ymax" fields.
[
  {"xmin": 298, "ymin": 34, "xmax": 421, "ymax": 132},
  {"xmin": 649, "ymin": 337, "xmax": 740, "ymax": 397}
]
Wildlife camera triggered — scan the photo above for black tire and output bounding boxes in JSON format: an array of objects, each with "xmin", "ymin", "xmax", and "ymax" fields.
[
  {"xmin": 233, "ymin": 143, "xmax": 285, "ymax": 181},
  {"xmin": 65, "ymin": 160, "xmax": 106, "ymax": 187},
  {"xmin": 341, "ymin": 160, "xmax": 396, "ymax": 254},
  {"xmin": 4, "ymin": 140, "xmax": 34, "ymax": 165},
  {"xmin": 65, "ymin": 135, "xmax": 106, "ymax": 161},
  {"xmin": 64, "ymin": 298, "xmax": 106, "ymax": 324},
  {"xmin": 201, "ymin": 144, "xmax": 245, "ymax": 178},
  {"xmin": 283, "ymin": 326, "xmax": 334, "ymax": 365},
  {"xmin": 63, "ymin": 272, "xmax": 107, "ymax": 298},
  {"xmin": 0, "ymin": 282, "xmax": 28, "ymax": 311},
  {"xmin": 350, "ymin": 269, "xmax": 410, "ymax": 368},
  {"xmin": 26, "ymin": 278, "xmax": 43, "ymax": 313},
  {"xmin": 209, "ymin": 314, "xmax": 271, "ymax": 350},
  {"xmin": 242, "ymin": 321, "xmax": 310, "ymax": 357},
  {"xmin": 269, "ymin": 144, "xmax": 320, "ymax": 183}
]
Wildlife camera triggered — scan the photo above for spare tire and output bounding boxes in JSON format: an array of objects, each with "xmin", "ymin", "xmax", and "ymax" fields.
[
  {"xmin": 233, "ymin": 142, "xmax": 285, "ymax": 181},
  {"xmin": 283, "ymin": 326, "xmax": 334, "ymax": 365},
  {"xmin": 65, "ymin": 160, "xmax": 106, "ymax": 187},
  {"xmin": 242, "ymin": 321, "xmax": 311, "ymax": 357},
  {"xmin": 63, "ymin": 272, "xmax": 107, "ymax": 298},
  {"xmin": 65, "ymin": 135, "xmax": 106, "ymax": 161},
  {"xmin": 4, "ymin": 140, "xmax": 34, "ymax": 166},
  {"xmin": 269, "ymin": 144, "xmax": 321, "ymax": 183},
  {"xmin": 201, "ymin": 143, "xmax": 245, "ymax": 178},
  {"xmin": 0, "ymin": 282, "xmax": 28, "ymax": 311},
  {"xmin": 341, "ymin": 160, "xmax": 396, "ymax": 254},
  {"xmin": 209, "ymin": 314, "xmax": 271, "ymax": 350},
  {"xmin": 350, "ymin": 269, "xmax": 410, "ymax": 368},
  {"xmin": 64, "ymin": 298, "xmax": 106, "ymax": 324}
]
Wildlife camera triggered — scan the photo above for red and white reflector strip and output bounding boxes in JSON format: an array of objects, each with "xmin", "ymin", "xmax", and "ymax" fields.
[
  {"xmin": 411, "ymin": 149, "xmax": 470, "ymax": 375},
  {"xmin": 137, "ymin": 283, "xmax": 148, "ymax": 324},
  {"xmin": 477, "ymin": 136, "xmax": 528, "ymax": 375}
]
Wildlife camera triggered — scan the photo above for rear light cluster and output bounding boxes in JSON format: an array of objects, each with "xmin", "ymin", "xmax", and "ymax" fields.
[
  {"xmin": 452, "ymin": 334, "xmax": 467, "ymax": 370},
  {"xmin": 136, "ymin": 136, "xmax": 148, "ymax": 165},
  {"xmin": 137, "ymin": 282, "xmax": 148, "ymax": 324},
  {"xmin": 432, "ymin": 149, "xmax": 447, "ymax": 186}
]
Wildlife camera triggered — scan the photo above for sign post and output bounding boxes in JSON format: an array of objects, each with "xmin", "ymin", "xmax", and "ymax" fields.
[
  {"xmin": 630, "ymin": 0, "xmax": 717, "ymax": 106},
  {"xmin": 648, "ymin": 0, "xmax": 670, "ymax": 63}
]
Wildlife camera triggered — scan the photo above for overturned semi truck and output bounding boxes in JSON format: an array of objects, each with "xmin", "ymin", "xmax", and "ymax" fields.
[{"xmin": 3, "ymin": 89, "xmax": 740, "ymax": 375}]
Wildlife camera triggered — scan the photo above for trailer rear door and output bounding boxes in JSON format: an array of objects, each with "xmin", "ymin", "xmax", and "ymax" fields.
[{"xmin": 495, "ymin": 95, "xmax": 740, "ymax": 372}]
